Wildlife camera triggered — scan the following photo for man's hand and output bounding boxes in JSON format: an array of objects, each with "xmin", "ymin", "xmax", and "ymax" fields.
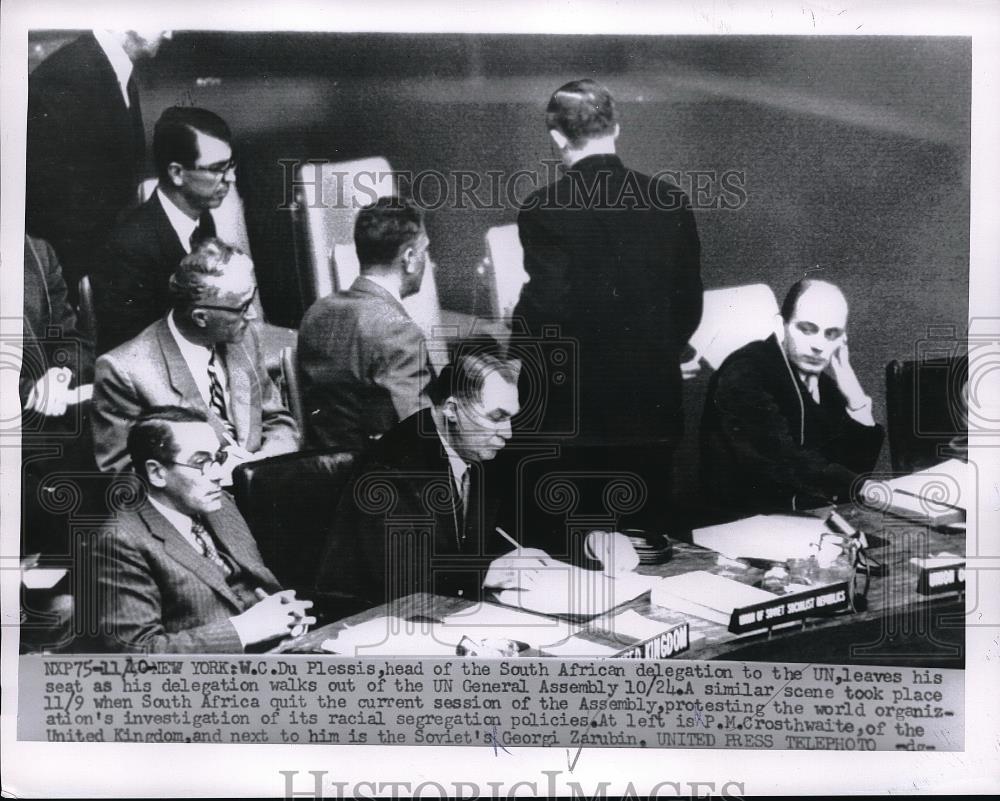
[
  {"xmin": 25, "ymin": 366, "xmax": 73, "ymax": 417},
  {"xmin": 483, "ymin": 548, "xmax": 551, "ymax": 590},
  {"xmin": 230, "ymin": 589, "xmax": 315, "ymax": 647},
  {"xmin": 219, "ymin": 442, "xmax": 256, "ymax": 486},
  {"xmin": 829, "ymin": 337, "xmax": 868, "ymax": 408}
]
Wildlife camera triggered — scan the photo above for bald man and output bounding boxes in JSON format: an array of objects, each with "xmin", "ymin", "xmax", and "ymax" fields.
[{"xmin": 700, "ymin": 279, "xmax": 884, "ymax": 518}]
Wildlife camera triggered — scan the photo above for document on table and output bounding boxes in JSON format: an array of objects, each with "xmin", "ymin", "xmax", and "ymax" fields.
[
  {"xmin": 692, "ymin": 514, "xmax": 828, "ymax": 562},
  {"xmin": 881, "ymin": 459, "xmax": 968, "ymax": 522},
  {"xmin": 436, "ymin": 603, "xmax": 580, "ymax": 649},
  {"xmin": 493, "ymin": 562, "xmax": 660, "ymax": 617},
  {"xmin": 651, "ymin": 571, "xmax": 779, "ymax": 625},
  {"xmin": 540, "ymin": 637, "xmax": 622, "ymax": 658}
]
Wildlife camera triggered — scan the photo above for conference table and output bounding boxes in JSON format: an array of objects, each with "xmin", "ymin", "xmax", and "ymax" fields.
[{"xmin": 281, "ymin": 502, "xmax": 966, "ymax": 667}]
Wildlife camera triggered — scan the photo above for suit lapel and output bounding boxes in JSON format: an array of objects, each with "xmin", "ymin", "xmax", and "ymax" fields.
[
  {"xmin": 150, "ymin": 194, "xmax": 187, "ymax": 272},
  {"xmin": 220, "ymin": 342, "xmax": 256, "ymax": 447},
  {"xmin": 156, "ymin": 320, "xmax": 231, "ymax": 445},
  {"xmin": 140, "ymin": 502, "xmax": 243, "ymax": 610},
  {"xmin": 207, "ymin": 497, "xmax": 272, "ymax": 587}
]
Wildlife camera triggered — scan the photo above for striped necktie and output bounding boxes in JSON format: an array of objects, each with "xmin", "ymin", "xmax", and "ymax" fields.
[
  {"xmin": 207, "ymin": 348, "xmax": 237, "ymax": 440},
  {"xmin": 190, "ymin": 517, "xmax": 232, "ymax": 577}
]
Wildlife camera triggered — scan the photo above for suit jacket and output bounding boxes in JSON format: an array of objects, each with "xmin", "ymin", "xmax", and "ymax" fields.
[
  {"xmin": 92, "ymin": 318, "xmax": 299, "ymax": 473},
  {"xmin": 314, "ymin": 408, "xmax": 511, "ymax": 613},
  {"xmin": 26, "ymin": 33, "xmax": 145, "ymax": 293},
  {"xmin": 700, "ymin": 334, "xmax": 885, "ymax": 517},
  {"xmin": 297, "ymin": 276, "xmax": 432, "ymax": 451},
  {"xmin": 91, "ymin": 193, "xmax": 187, "ymax": 354},
  {"xmin": 511, "ymin": 154, "xmax": 703, "ymax": 444},
  {"xmin": 94, "ymin": 494, "xmax": 281, "ymax": 653},
  {"xmin": 21, "ymin": 235, "xmax": 94, "ymax": 406}
]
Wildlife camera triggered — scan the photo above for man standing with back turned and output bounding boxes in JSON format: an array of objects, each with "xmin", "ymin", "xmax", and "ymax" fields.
[{"xmin": 512, "ymin": 79, "xmax": 703, "ymax": 527}]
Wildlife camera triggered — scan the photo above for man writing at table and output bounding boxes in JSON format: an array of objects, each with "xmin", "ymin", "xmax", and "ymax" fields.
[
  {"xmin": 94, "ymin": 407, "xmax": 314, "ymax": 653},
  {"xmin": 314, "ymin": 340, "xmax": 547, "ymax": 616},
  {"xmin": 700, "ymin": 278, "xmax": 884, "ymax": 518}
]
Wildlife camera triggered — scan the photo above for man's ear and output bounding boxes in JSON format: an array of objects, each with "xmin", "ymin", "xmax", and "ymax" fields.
[
  {"xmin": 166, "ymin": 162, "xmax": 185, "ymax": 188},
  {"xmin": 612, "ymin": 122, "xmax": 621, "ymax": 140},
  {"xmin": 402, "ymin": 246, "xmax": 417, "ymax": 274},
  {"xmin": 443, "ymin": 398, "xmax": 459, "ymax": 423},
  {"xmin": 548, "ymin": 128, "xmax": 569, "ymax": 151},
  {"xmin": 146, "ymin": 460, "xmax": 168, "ymax": 488},
  {"xmin": 189, "ymin": 308, "xmax": 209, "ymax": 329}
]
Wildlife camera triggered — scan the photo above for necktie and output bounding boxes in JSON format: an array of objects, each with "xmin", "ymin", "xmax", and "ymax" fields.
[
  {"xmin": 190, "ymin": 211, "xmax": 216, "ymax": 250},
  {"xmin": 805, "ymin": 375, "xmax": 820, "ymax": 404},
  {"xmin": 207, "ymin": 348, "xmax": 237, "ymax": 440},
  {"xmin": 190, "ymin": 518, "xmax": 232, "ymax": 577}
]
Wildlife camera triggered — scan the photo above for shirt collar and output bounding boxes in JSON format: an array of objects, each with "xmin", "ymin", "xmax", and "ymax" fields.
[
  {"xmin": 157, "ymin": 186, "xmax": 200, "ymax": 252},
  {"xmin": 167, "ymin": 309, "xmax": 214, "ymax": 369},
  {"xmin": 92, "ymin": 30, "xmax": 134, "ymax": 105},
  {"xmin": 360, "ymin": 272, "xmax": 403, "ymax": 305},
  {"xmin": 148, "ymin": 494, "xmax": 195, "ymax": 539},
  {"xmin": 436, "ymin": 428, "xmax": 470, "ymax": 493}
]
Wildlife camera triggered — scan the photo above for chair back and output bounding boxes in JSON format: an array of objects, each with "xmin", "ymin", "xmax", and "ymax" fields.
[
  {"xmin": 484, "ymin": 224, "xmax": 529, "ymax": 324},
  {"xmin": 685, "ymin": 284, "xmax": 780, "ymax": 370},
  {"xmin": 885, "ymin": 355, "xmax": 968, "ymax": 472},
  {"xmin": 232, "ymin": 450, "xmax": 358, "ymax": 593},
  {"xmin": 280, "ymin": 344, "xmax": 307, "ymax": 432},
  {"xmin": 76, "ymin": 275, "xmax": 98, "ymax": 346}
]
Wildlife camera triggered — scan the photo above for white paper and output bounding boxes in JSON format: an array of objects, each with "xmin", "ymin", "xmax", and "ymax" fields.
[
  {"xmin": 692, "ymin": 514, "xmax": 828, "ymax": 561},
  {"xmin": 539, "ymin": 636, "xmax": 622, "ymax": 658}
]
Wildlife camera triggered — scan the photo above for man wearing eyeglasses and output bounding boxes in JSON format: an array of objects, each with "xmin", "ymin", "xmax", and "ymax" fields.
[
  {"xmin": 92, "ymin": 106, "xmax": 239, "ymax": 353},
  {"xmin": 91, "ymin": 238, "xmax": 299, "ymax": 476},
  {"xmin": 93, "ymin": 406, "xmax": 314, "ymax": 653}
]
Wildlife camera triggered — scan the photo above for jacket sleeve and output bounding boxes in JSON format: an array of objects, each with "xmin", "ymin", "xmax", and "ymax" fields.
[
  {"xmin": 91, "ymin": 236, "xmax": 162, "ymax": 354},
  {"xmin": 371, "ymin": 317, "xmax": 433, "ymax": 425},
  {"xmin": 95, "ymin": 528, "xmax": 245, "ymax": 654},
  {"xmin": 711, "ymin": 360, "xmax": 879, "ymax": 504},
  {"xmin": 35, "ymin": 237, "xmax": 96, "ymax": 384},
  {"xmin": 668, "ymin": 192, "xmax": 704, "ymax": 347},
  {"xmin": 515, "ymin": 202, "xmax": 574, "ymax": 328},
  {"xmin": 91, "ymin": 352, "xmax": 142, "ymax": 473}
]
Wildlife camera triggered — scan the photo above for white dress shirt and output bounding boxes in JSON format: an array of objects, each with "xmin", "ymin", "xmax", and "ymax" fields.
[
  {"xmin": 166, "ymin": 310, "xmax": 231, "ymax": 415},
  {"xmin": 92, "ymin": 30, "xmax": 134, "ymax": 108},
  {"xmin": 437, "ymin": 431, "xmax": 470, "ymax": 511},
  {"xmin": 148, "ymin": 495, "xmax": 202, "ymax": 553},
  {"xmin": 361, "ymin": 273, "xmax": 404, "ymax": 305},
  {"xmin": 157, "ymin": 187, "xmax": 203, "ymax": 253}
]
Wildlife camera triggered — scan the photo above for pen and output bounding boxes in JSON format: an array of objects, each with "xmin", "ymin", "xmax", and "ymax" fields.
[
  {"xmin": 495, "ymin": 526, "xmax": 547, "ymax": 565},
  {"xmin": 893, "ymin": 488, "xmax": 964, "ymax": 514}
]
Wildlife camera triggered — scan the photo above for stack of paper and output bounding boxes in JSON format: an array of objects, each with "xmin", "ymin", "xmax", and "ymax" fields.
[
  {"xmin": 494, "ymin": 563, "xmax": 660, "ymax": 618},
  {"xmin": 650, "ymin": 571, "xmax": 778, "ymax": 625},
  {"xmin": 436, "ymin": 603, "xmax": 580, "ymax": 649},
  {"xmin": 881, "ymin": 459, "xmax": 968, "ymax": 524},
  {"xmin": 692, "ymin": 514, "xmax": 828, "ymax": 562}
]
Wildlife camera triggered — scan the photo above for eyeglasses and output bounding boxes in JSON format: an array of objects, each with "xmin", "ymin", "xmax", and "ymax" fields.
[
  {"xmin": 196, "ymin": 287, "xmax": 257, "ymax": 316},
  {"xmin": 185, "ymin": 158, "xmax": 237, "ymax": 179},
  {"xmin": 166, "ymin": 449, "xmax": 230, "ymax": 476}
]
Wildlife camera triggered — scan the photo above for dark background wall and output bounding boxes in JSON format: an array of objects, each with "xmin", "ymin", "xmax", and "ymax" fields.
[{"xmin": 29, "ymin": 32, "xmax": 971, "ymax": 512}]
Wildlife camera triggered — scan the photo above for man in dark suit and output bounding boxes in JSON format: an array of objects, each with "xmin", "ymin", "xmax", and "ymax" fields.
[
  {"xmin": 314, "ymin": 342, "xmax": 547, "ymax": 616},
  {"xmin": 92, "ymin": 238, "xmax": 298, "ymax": 474},
  {"xmin": 298, "ymin": 197, "xmax": 433, "ymax": 451},
  {"xmin": 94, "ymin": 406, "xmax": 314, "ymax": 653},
  {"xmin": 701, "ymin": 279, "xmax": 884, "ymax": 518},
  {"xmin": 511, "ymin": 79, "xmax": 703, "ymax": 528},
  {"xmin": 26, "ymin": 30, "xmax": 170, "ymax": 299},
  {"xmin": 92, "ymin": 106, "xmax": 237, "ymax": 353}
]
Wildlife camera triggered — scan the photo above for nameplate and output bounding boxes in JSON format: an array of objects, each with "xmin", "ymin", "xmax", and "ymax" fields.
[
  {"xmin": 916, "ymin": 562, "xmax": 965, "ymax": 595},
  {"xmin": 727, "ymin": 582, "xmax": 851, "ymax": 634},
  {"xmin": 614, "ymin": 622, "xmax": 691, "ymax": 660}
]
